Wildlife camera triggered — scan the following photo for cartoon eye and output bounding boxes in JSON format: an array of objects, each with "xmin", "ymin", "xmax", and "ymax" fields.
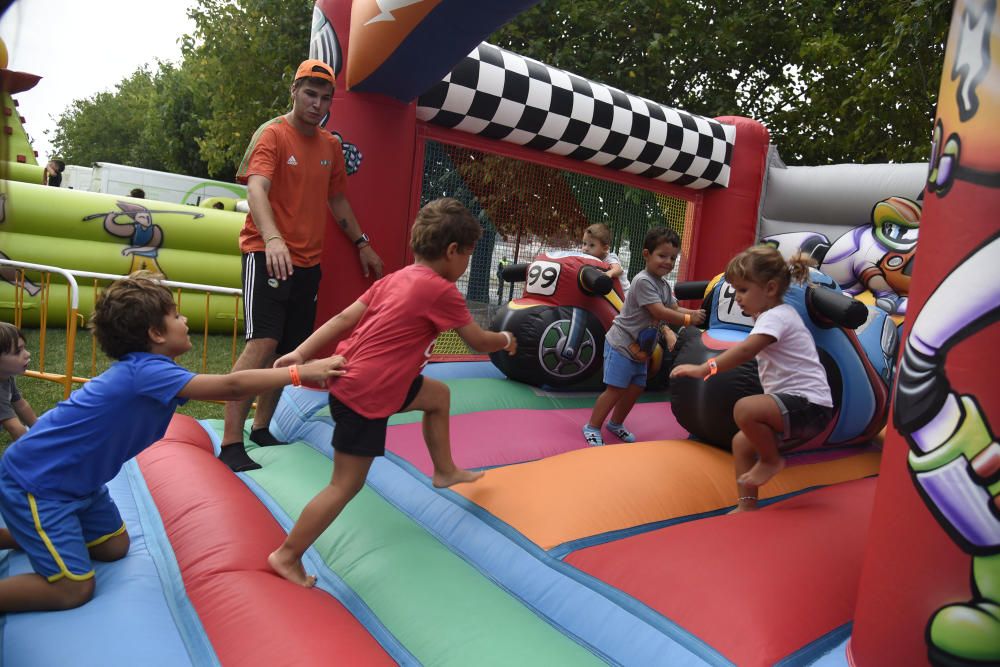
[{"xmin": 929, "ymin": 131, "xmax": 960, "ymax": 196}]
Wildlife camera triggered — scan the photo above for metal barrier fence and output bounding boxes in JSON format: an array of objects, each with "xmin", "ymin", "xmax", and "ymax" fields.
[{"xmin": 0, "ymin": 259, "xmax": 243, "ymax": 399}]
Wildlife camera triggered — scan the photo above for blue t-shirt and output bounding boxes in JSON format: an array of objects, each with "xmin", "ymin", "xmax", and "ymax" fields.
[{"xmin": 2, "ymin": 353, "xmax": 195, "ymax": 499}]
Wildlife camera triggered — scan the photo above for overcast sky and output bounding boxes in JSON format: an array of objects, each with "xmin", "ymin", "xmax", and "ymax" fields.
[{"xmin": 0, "ymin": 0, "xmax": 196, "ymax": 162}]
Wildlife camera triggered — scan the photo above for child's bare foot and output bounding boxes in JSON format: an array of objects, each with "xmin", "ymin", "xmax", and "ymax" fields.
[
  {"xmin": 728, "ymin": 502, "xmax": 759, "ymax": 514},
  {"xmin": 433, "ymin": 468, "xmax": 485, "ymax": 489},
  {"xmin": 268, "ymin": 549, "xmax": 317, "ymax": 587},
  {"xmin": 738, "ymin": 457, "xmax": 785, "ymax": 488}
]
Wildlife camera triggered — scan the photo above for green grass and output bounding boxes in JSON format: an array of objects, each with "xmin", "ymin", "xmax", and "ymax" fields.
[{"xmin": 0, "ymin": 327, "xmax": 245, "ymax": 454}]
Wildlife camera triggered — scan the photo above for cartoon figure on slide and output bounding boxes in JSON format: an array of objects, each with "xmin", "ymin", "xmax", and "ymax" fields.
[
  {"xmin": 0, "ymin": 194, "xmax": 41, "ymax": 296},
  {"xmin": 84, "ymin": 202, "xmax": 203, "ymax": 278},
  {"xmin": 765, "ymin": 195, "xmax": 920, "ymax": 316}
]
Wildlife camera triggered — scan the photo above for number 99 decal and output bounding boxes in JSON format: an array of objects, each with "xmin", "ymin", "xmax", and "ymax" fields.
[{"xmin": 524, "ymin": 261, "xmax": 561, "ymax": 296}]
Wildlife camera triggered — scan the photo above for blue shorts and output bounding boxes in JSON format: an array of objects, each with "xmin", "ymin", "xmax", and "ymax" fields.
[
  {"xmin": 0, "ymin": 466, "xmax": 125, "ymax": 582},
  {"xmin": 603, "ymin": 341, "xmax": 647, "ymax": 389}
]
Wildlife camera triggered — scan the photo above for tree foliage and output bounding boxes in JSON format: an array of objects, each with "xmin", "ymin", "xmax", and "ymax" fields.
[
  {"xmin": 492, "ymin": 0, "xmax": 952, "ymax": 164},
  {"xmin": 49, "ymin": 0, "xmax": 312, "ymax": 179},
  {"xmin": 50, "ymin": 0, "xmax": 952, "ymax": 175}
]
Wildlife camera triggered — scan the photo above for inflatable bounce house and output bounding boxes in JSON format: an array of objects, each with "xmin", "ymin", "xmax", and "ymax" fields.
[{"xmin": 2, "ymin": 1, "xmax": 998, "ymax": 665}]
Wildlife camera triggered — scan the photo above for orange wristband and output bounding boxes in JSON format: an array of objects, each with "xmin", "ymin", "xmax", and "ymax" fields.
[
  {"xmin": 288, "ymin": 365, "xmax": 302, "ymax": 387},
  {"xmin": 683, "ymin": 313, "xmax": 691, "ymax": 327},
  {"xmin": 703, "ymin": 358, "xmax": 718, "ymax": 381}
]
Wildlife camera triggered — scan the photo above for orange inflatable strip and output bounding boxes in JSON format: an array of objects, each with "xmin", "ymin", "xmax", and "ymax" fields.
[{"xmin": 456, "ymin": 440, "xmax": 880, "ymax": 550}]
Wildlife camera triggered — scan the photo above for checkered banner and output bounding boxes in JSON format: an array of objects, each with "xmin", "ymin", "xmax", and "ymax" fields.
[{"xmin": 417, "ymin": 43, "xmax": 736, "ymax": 189}]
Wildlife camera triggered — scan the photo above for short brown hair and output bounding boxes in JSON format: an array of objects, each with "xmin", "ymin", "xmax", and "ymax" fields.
[
  {"xmin": 0, "ymin": 322, "xmax": 24, "ymax": 356},
  {"xmin": 91, "ymin": 272, "xmax": 176, "ymax": 359},
  {"xmin": 584, "ymin": 223, "xmax": 612, "ymax": 246},
  {"xmin": 410, "ymin": 198, "xmax": 482, "ymax": 260}
]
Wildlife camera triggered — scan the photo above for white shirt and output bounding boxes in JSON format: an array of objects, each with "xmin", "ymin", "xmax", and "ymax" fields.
[
  {"xmin": 605, "ymin": 250, "xmax": 630, "ymax": 291},
  {"xmin": 751, "ymin": 304, "xmax": 833, "ymax": 407}
]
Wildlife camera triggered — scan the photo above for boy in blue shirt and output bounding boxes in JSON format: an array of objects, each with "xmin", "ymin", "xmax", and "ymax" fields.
[{"xmin": 0, "ymin": 272, "xmax": 344, "ymax": 612}]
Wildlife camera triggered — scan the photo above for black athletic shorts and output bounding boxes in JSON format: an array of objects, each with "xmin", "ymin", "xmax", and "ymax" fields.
[
  {"xmin": 328, "ymin": 375, "xmax": 424, "ymax": 457},
  {"xmin": 770, "ymin": 393, "xmax": 835, "ymax": 450},
  {"xmin": 241, "ymin": 251, "xmax": 322, "ymax": 354}
]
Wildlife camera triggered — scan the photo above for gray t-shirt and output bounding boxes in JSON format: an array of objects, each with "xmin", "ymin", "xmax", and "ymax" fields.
[
  {"xmin": 0, "ymin": 376, "xmax": 22, "ymax": 422},
  {"xmin": 605, "ymin": 269, "xmax": 675, "ymax": 356}
]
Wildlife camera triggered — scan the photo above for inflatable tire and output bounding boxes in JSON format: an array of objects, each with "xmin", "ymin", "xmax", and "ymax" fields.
[
  {"xmin": 490, "ymin": 304, "xmax": 604, "ymax": 388},
  {"xmin": 669, "ymin": 327, "xmax": 762, "ymax": 449}
]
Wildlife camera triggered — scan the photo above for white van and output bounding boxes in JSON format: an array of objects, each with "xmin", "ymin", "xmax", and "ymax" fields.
[
  {"xmin": 89, "ymin": 162, "xmax": 247, "ymax": 206},
  {"xmin": 60, "ymin": 165, "xmax": 94, "ymax": 191}
]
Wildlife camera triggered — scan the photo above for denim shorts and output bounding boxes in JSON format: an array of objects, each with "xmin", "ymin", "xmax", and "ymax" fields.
[
  {"xmin": 603, "ymin": 341, "xmax": 647, "ymax": 389},
  {"xmin": 770, "ymin": 393, "xmax": 834, "ymax": 450}
]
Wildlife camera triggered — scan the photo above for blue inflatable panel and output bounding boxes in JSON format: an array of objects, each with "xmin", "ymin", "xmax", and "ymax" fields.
[{"xmin": 0, "ymin": 462, "xmax": 216, "ymax": 666}]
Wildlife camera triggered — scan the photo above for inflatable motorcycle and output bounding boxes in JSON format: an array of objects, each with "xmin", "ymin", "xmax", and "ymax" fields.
[
  {"xmin": 670, "ymin": 269, "xmax": 899, "ymax": 449},
  {"xmin": 489, "ymin": 251, "xmax": 672, "ymax": 389}
]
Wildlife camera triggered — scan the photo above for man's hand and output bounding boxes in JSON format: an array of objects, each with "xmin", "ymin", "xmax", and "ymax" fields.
[
  {"xmin": 359, "ymin": 245, "xmax": 384, "ymax": 279},
  {"xmin": 265, "ymin": 237, "xmax": 294, "ymax": 281}
]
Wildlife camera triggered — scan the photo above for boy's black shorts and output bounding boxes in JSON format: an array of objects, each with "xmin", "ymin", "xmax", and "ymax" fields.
[
  {"xmin": 771, "ymin": 393, "xmax": 835, "ymax": 450},
  {"xmin": 241, "ymin": 251, "xmax": 322, "ymax": 354},
  {"xmin": 328, "ymin": 376, "xmax": 424, "ymax": 457}
]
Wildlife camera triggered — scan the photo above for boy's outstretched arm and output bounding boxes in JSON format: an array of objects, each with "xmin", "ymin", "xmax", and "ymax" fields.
[
  {"xmin": 455, "ymin": 322, "xmax": 517, "ymax": 355},
  {"xmin": 645, "ymin": 302, "xmax": 706, "ymax": 327},
  {"xmin": 277, "ymin": 300, "xmax": 368, "ymax": 368},
  {"xmin": 670, "ymin": 333, "xmax": 774, "ymax": 379},
  {"xmin": 178, "ymin": 356, "xmax": 347, "ymax": 401}
]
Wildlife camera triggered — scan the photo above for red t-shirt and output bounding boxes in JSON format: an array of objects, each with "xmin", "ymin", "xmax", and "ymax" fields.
[
  {"xmin": 236, "ymin": 117, "xmax": 348, "ymax": 267},
  {"xmin": 329, "ymin": 264, "xmax": 473, "ymax": 418}
]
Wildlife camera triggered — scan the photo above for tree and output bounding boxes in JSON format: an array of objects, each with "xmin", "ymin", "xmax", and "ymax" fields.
[
  {"xmin": 49, "ymin": 68, "xmax": 160, "ymax": 168},
  {"xmin": 182, "ymin": 0, "xmax": 314, "ymax": 177},
  {"xmin": 491, "ymin": 0, "xmax": 952, "ymax": 164}
]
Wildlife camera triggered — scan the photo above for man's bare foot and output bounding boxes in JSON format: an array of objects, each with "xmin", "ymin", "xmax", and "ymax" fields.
[
  {"xmin": 432, "ymin": 468, "xmax": 485, "ymax": 489},
  {"xmin": 738, "ymin": 457, "xmax": 785, "ymax": 488},
  {"xmin": 268, "ymin": 549, "xmax": 317, "ymax": 587}
]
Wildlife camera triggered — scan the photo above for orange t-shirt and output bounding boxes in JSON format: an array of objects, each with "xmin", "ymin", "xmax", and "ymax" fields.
[{"xmin": 236, "ymin": 117, "xmax": 348, "ymax": 267}]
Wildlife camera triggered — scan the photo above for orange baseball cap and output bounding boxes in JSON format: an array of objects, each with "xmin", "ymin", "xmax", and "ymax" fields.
[{"xmin": 294, "ymin": 59, "xmax": 335, "ymax": 85}]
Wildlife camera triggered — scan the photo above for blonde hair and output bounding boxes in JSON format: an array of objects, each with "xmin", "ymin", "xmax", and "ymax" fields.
[
  {"xmin": 584, "ymin": 223, "xmax": 612, "ymax": 247},
  {"xmin": 725, "ymin": 245, "xmax": 816, "ymax": 297}
]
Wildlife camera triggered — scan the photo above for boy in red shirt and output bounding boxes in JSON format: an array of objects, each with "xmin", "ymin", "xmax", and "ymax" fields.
[{"xmin": 268, "ymin": 198, "xmax": 517, "ymax": 586}]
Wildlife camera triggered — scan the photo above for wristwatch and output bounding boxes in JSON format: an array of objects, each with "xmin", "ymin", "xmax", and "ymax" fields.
[{"xmin": 354, "ymin": 233, "xmax": 370, "ymax": 248}]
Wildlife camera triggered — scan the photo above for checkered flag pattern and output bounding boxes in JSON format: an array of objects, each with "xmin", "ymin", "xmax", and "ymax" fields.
[{"xmin": 417, "ymin": 43, "xmax": 735, "ymax": 189}]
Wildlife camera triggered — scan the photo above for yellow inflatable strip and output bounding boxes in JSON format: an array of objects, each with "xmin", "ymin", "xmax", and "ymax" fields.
[{"xmin": 456, "ymin": 440, "xmax": 880, "ymax": 550}]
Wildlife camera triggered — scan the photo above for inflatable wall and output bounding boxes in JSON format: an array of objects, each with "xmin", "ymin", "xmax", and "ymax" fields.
[{"xmin": 851, "ymin": 1, "xmax": 1000, "ymax": 664}]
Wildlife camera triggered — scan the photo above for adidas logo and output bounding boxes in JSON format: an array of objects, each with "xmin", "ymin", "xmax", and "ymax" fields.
[{"xmin": 287, "ymin": 155, "xmax": 298, "ymax": 166}]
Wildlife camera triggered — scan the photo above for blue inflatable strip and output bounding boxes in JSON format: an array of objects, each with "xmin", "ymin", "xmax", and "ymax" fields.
[
  {"xmin": 549, "ymin": 486, "xmax": 821, "ymax": 559},
  {"xmin": 1, "ymin": 467, "xmax": 197, "ymax": 667},
  {"xmin": 123, "ymin": 460, "xmax": 221, "ymax": 667},
  {"xmin": 236, "ymin": 473, "xmax": 420, "ymax": 667},
  {"xmin": 369, "ymin": 452, "xmax": 731, "ymax": 666},
  {"xmin": 776, "ymin": 623, "xmax": 852, "ymax": 666}
]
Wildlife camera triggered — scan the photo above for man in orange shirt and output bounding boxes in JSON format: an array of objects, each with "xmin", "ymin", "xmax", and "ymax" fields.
[{"xmin": 220, "ymin": 59, "xmax": 384, "ymax": 472}]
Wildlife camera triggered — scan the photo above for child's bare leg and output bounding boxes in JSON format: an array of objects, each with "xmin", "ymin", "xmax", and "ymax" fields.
[
  {"xmin": 733, "ymin": 395, "xmax": 785, "ymax": 488},
  {"xmin": 0, "ymin": 528, "xmax": 18, "ymax": 550},
  {"xmin": 269, "ymin": 451, "xmax": 373, "ymax": 587},
  {"xmin": 588, "ymin": 386, "xmax": 624, "ymax": 429},
  {"xmin": 88, "ymin": 530, "xmax": 130, "ymax": 562},
  {"xmin": 0, "ymin": 574, "xmax": 95, "ymax": 612},
  {"xmin": 404, "ymin": 378, "xmax": 483, "ymax": 488},
  {"xmin": 609, "ymin": 383, "xmax": 644, "ymax": 425},
  {"xmin": 729, "ymin": 431, "xmax": 760, "ymax": 513}
]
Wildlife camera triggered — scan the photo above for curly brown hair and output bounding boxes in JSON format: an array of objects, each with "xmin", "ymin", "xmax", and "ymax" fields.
[
  {"xmin": 410, "ymin": 198, "xmax": 482, "ymax": 260},
  {"xmin": 91, "ymin": 272, "xmax": 175, "ymax": 359},
  {"xmin": 725, "ymin": 245, "xmax": 816, "ymax": 297}
]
